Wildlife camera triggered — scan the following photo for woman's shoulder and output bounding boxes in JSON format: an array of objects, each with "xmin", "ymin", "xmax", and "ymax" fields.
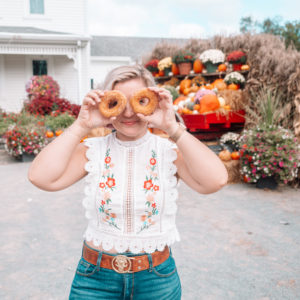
[{"xmin": 83, "ymin": 132, "xmax": 112, "ymax": 147}]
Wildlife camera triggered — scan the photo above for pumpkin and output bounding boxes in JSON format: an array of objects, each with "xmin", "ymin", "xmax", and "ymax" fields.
[
  {"xmin": 198, "ymin": 94, "xmax": 220, "ymax": 114},
  {"xmin": 241, "ymin": 64, "xmax": 250, "ymax": 71},
  {"xmin": 231, "ymin": 151, "xmax": 240, "ymax": 160},
  {"xmin": 227, "ymin": 83, "xmax": 239, "ymax": 90},
  {"xmin": 173, "ymin": 95, "xmax": 187, "ymax": 105},
  {"xmin": 193, "ymin": 59, "xmax": 203, "ymax": 73},
  {"xmin": 179, "ymin": 78, "xmax": 192, "ymax": 93},
  {"xmin": 182, "ymin": 108, "xmax": 193, "ymax": 114},
  {"xmin": 46, "ymin": 131, "xmax": 54, "ymax": 138},
  {"xmin": 183, "ymin": 88, "xmax": 191, "ymax": 96},
  {"xmin": 55, "ymin": 129, "xmax": 63, "ymax": 136},
  {"xmin": 171, "ymin": 63, "xmax": 180, "ymax": 75},
  {"xmin": 193, "ymin": 104, "xmax": 200, "ymax": 111},
  {"xmin": 218, "ymin": 63, "xmax": 227, "ymax": 72},
  {"xmin": 218, "ymin": 149, "xmax": 232, "ymax": 161},
  {"xmin": 213, "ymin": 79, "xmax": 227, "ymax": 90},
  {"xmin": 158, "ymin": 70, "xmax": 164, "ymax": 77}
]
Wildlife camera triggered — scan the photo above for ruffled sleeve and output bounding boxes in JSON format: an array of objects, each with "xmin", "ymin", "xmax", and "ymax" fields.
[{"xmin": 82, "ymin": 137, "xmax": 101, "ymax": 220}]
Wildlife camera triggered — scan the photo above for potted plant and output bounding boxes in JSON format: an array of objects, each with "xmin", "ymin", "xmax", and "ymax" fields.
[
  {"xmin": 144, "ymin": 59, "xmax": 159, "ymax": 76},
  {"xmin": 224, "ymin": 72, "xmax": 246, "ymax": 89},
  {"xmin": 226, "ymin": 50, "xmax": 247, "ymax": 71},
  {"xmin": 172, "ymin": 51, "xmax": 195, "ymax": 75},
  {"xmin": 238, "ymin": 87, "xmax": 300, "ymax": 189},
  {"xmin": 199, "ymin": 49, "xmax": 225, "ymax": 73},
  {"xmin": 220, "ymin": 132, "xmax": 240, "ymax": 152},
  {"xmin": 239, "ymin": 125, "xmax": 300, "ymax": 188},
  {"xmin": 158, "ymin": 57, "xmax": 173, "ymax": 76},
  {"xmin": 4, "ymin": 124, "xmax": 48, "ymax": 161}
]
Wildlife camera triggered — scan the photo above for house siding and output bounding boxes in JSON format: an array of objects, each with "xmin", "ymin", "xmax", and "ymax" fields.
[{"xmin": 0, "ymin": 0, "xmax": 87, "ymax": 35}]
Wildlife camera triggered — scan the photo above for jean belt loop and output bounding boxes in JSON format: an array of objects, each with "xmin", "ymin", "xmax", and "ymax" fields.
[
  {"xmin": 96, "ymin": 251, "xmax": 103, "ymax": 271},
  {"xmin": 146, "ymin": 253, "xmax": 153, "ymax": 272}
]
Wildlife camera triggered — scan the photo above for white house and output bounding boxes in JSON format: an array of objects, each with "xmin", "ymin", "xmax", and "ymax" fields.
[{"xmin": 0, "ymin": 0, "xmax": 186, "ymax": 112}]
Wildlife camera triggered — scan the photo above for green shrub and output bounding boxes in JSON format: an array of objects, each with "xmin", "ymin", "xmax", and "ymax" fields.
[{"xmin": 45, "ymin": 113, "xmax": 75, "ymax": 131}]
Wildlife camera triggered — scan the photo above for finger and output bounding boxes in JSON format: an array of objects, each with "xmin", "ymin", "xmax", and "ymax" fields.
[
  {"xmin": 94, "ymin": 89, "xmax": 105, "ymax": 98},
  {"xmin": 83, "ymin": 96, "xmax": 98, "ymax": 106},
  {"xmin": 87, "ymin": 91, "xmax": 102, "ymax": 103}
]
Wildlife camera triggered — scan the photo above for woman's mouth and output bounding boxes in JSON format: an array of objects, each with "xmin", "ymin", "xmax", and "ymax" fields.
[{"xmin": 122, "ymin": 120, "xmax": 138, "ymax": 126}]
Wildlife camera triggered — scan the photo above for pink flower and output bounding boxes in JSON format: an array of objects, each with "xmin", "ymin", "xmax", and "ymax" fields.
[{"xmin": 279, "ymin": 161, "xmax": 284, "ymax": 168}]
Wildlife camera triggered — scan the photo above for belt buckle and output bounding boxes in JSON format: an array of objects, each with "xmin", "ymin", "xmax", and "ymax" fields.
[{"xmin": 112, "ymin": 255, "xmax": 134, "ymax": 273}]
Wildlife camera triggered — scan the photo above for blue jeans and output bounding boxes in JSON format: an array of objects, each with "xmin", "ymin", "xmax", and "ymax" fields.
[{"xmin": 69, "ymin": 244, "xmax": 181, "ymax": 300}]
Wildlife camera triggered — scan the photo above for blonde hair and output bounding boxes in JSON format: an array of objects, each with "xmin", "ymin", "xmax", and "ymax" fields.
[{"xmin": 99, "ymin": 65, "xmax": 156, "ymax": 90}]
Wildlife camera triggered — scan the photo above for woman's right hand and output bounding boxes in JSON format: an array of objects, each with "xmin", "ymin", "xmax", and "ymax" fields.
[{"xmin": 76, "ymin": 90, "xmax": 116, "ymax": 131}]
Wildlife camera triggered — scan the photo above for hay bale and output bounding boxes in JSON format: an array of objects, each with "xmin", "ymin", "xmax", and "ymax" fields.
[
  {"xmin": 218, "ymin": 89, "xmax": 248, "ymax": 111},
  {"xmin": 223, "ymin": 160, "xmax": 243, "ymax": 184}
]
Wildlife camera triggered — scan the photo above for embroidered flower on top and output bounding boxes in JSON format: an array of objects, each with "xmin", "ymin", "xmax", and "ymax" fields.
[
  {"xmin": 139, "ymin": 150, "xmax": 160, "ymax": 233},
  {"xmin": 98, "ymin": 149, "xmax": 120, "ymax": 229}
]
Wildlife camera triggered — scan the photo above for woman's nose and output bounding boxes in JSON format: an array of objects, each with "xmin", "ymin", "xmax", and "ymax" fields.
[{"xmin": 123, "ymin": 101, "xmax": 135, "ymax": 117}]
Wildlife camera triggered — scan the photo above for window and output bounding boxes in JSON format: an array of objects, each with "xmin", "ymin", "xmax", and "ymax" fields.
[
  {"xmin": 33, "ymin": 60, "xmax": 47, "ymax": 75},
  {"xmin": 30, "ymin": 0, "xmax": 44, "ymax": 14}
]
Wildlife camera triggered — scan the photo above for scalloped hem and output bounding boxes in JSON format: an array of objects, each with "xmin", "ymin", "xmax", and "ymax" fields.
[{"xmin": 83, "ymin": 226, "xmax": 180, "ymax": 254}]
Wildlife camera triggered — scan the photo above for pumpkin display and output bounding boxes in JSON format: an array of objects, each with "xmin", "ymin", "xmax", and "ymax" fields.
[
  {"xmin": 171, "ymin": 63, "xmax": 180, "ymax": 75},
  {"xmin": 46, "ymin": 131, "xmax": 54, "ymax": 138},
  {"xmin": 213, "ymin": 79, "xmax": 227, "ymax": 90},
  {"xmin": 231, "ymin": 151, "xmax": 240, "ymax": 160},
  {"xmin": 198, "ymin": 94, "xmax": 220, "ymax": 114},
  {"xmin": 193, "ymin": 59, "xmax": 204, "ymax": 73},
  {"xmin": 218, "ymin": 63, "xmax": 227, "ymax": 72},
  {"xmin": 179, "ymin": 78, "xmax": 192, "ymax": 93},
  {"xmin": 173, "ymin": 95, "xmax": 187, "ymax": 105},
  {"xmin": 218, "ymin": 149, "xmax": 232, "ymax": 161}
]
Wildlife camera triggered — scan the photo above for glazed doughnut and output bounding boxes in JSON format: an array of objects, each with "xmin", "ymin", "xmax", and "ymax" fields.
[
  {"xmin": 130, "ymin": 88, "xmax": 158, "ymax": 115},
  {"xmin": 99, "ymin": 90, "xmax": 127, "ymax": 118}
]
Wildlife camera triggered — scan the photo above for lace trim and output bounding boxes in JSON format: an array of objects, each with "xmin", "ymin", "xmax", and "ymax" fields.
[
  {"xmin": 84, "ymin": 225, "xmax": 180, "ymax": 254},
  {"xmin": 83, "ymin": 138, "xmax": 102, "ymax": 221}
]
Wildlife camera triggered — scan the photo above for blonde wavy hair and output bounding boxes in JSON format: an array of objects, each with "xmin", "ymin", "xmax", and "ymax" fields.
[{"xmin": 99, "ymin": 65, "xmax": 156, "ymax": 90}]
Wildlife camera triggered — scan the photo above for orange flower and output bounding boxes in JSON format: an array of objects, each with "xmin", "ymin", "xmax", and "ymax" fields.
[
  {"xmin": 106, "ymin": 177, "xmax": 116, "ymax": 188},
  {"xmin": 141, "ymin": 215, "xmax": 147, "ymax": 222},
  {"xmin": 110, "ymin": 213, "xmax": 116, "ymax": 219},
  {"xmin": 99, "ymin": 182, "xmax": 105, "ymax": 189},
  {"xmin": 154, "ymin": 185, "xmax": 159, "ymax": 191},
  {"xmin": 105, "ymin": 156, "xmax": 111, "ymax": 164},
  {"xmin": 144, "ymin": 179, "xmax": 153, "ymax": 190}
]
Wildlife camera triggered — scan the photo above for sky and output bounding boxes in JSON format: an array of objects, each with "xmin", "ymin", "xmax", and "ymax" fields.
[{"xmin": 87, "ymin": 0, "xmax": 300, "ymax": 39}]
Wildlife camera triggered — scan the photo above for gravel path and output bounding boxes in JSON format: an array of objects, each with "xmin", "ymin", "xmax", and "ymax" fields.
[{"xmin": 0, "ymin": 161, "xmax": 299, "ymax": 300}]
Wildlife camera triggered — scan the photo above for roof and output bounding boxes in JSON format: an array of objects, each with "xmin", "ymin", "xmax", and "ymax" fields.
[
  {"xmin": 0, "ymin": 26, "xmax": 71, "ymax": 35},
  {"xmin": 91, "ymin": 35, "xmax": 188, "ymax": 61}
]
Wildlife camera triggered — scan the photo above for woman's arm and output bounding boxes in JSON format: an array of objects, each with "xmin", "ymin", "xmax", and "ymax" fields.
[
  {"xmin": 138, "ymin": 87, "xmax": 228, "ymax": 194},
  {"xmin": 28, "ymin": 90, "xmax": 115, "ymax": 191}
]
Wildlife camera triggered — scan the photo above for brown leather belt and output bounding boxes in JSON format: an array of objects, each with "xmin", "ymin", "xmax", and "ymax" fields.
[{"xmin": 82, "ymin": 243, "xmax": 170, "ymax": 273}]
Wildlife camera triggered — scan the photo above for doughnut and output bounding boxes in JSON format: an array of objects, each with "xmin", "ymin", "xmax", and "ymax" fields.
[
  {"xmin": 99, "ymin": 90, "xmax": 127, "ymax": 118},
  {"xmin": 130, "ymin": 88, "xmax": 158, "ymax": 115}
]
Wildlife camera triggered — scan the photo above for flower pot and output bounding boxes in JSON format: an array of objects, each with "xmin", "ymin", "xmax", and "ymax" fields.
[
  {"xmin": 256, "ymin": 176, "xmax": 278, "ymax": 190},
  {"xmin": 231, "ymin": 63, "xmax": 243, "ymax": 71},
  {"xmin": 20, "ymin": 153, "xmax": 35, "ymax": 162},
  {"xmin": 204, "ymin": 62, "xmax": 220, "ymax": 73},
  {"xmin": 178, "ymin": 62, "xmax": 192, "ymax": 75},
  {"xmin": 164, "ymin": 67, "xmax": 172, "ymax": 76}
]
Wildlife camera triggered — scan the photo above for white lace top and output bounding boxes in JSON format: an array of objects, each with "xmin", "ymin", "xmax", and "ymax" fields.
[{"xmin": 83, "ymin": 131, "xmax": 180, "ymax": 254}]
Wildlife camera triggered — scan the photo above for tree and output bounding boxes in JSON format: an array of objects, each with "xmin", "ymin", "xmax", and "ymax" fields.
[{"xmin": 240, "ymin": 16, "xmax": 300, "ymax": 51}]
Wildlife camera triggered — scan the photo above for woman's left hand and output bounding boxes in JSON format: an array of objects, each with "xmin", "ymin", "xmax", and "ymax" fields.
[{"xmin": 137, "ymin": 87, "xmax": 177, "ymax": 134}]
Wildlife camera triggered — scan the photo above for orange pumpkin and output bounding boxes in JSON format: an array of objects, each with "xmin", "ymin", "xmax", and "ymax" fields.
[
  {"xmin": 193, "ymin": 59, "xmax": 203, "ymax": 73},
  {"xmin": 213, "ymin": 79, "xmax": 227, "ymax": 90},
  {"xmin": 55, "ymin": 129, "xmax": 63, "ymax": 136},
  {"xmin": 199, "ymin": 94, "xmax": 220, "ymax": 114},
  {"xmin": 171, "ymin": 63, "xmax": 180, "ymax": 75},
  {"xmin": 179, "ymin": 78, "xmax": 192, "ymax": 93},
  {"xmin": 158, "ymin": 70, "xmax": 164, "ymax": 77},
  {"xmin": 218, "ymin": 150, "xmax": 232, "ymax": 161},
  {"xmin": 193, "ymin": 104, "xmax": 200, "ymax": 111},
  {"xmin": 231, "ymin": 151, "xmax": 240, "ymax": 160},
  {"xmin": 46, "ymin": 131, "xmax": 54, "ymax": 138},
  {"xmin": 227, "ymin": 83, "xmax": 239, "ymax": 90},
  {"xmin": 183, "ymin": 88, "xmax": 191, "ymax": 96},
  {"xmin": 182, "ymin": 108, "xmax": 193, "ymax": 114},
  {"xmin": 218, "ymin": 63, "xmax": 227, "ymax": 72}
]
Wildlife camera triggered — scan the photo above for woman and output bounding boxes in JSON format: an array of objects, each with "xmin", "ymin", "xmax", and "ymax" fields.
[{"xmin": 28, "ymin": 65, "xmax": 228, "ymax": 299}]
